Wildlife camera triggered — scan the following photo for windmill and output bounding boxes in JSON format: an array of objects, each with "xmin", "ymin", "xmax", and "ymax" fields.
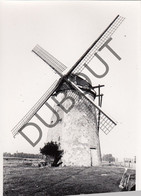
[{"xmin": 11, "ymin": 15, "xmax": 125, "ymax": 166}]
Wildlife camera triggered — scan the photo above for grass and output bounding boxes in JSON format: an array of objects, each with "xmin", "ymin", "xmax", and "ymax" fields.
[{"xmin": 3, "ymin": 158, "xmax": 135, "ymax": 196}]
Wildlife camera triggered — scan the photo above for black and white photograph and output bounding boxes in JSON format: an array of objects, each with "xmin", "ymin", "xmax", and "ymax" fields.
[{"xmin": 0, "ymin": 1, "xmax": 141, "ymax": 195}]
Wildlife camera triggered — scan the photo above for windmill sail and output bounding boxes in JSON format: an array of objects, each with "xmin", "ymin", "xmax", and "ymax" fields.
[
  {"xmin": 66, "ymin": 15, "xmax": 125, "ymax": 75},
  {"xmin": 12, "ymin": 15, "xmax": 123, "ymax": 137},
  {"xmin": 32, "ymin": 44, "xmax": 67, "ymax": 76},
  {"xmin": 11, "ymin": 80, "xmax": 60, "ymax": 137},
  {"xmin": 67, "ymin": 79, "xmax": 117, "ymax": 134}
]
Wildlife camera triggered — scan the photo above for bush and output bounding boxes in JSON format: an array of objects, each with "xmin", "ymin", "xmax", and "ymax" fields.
[{"xmin": 40, "ymin": 142, "xmax": 63, "ymax": 167}]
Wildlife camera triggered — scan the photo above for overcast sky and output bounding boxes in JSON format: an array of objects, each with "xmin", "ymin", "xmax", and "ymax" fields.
[{"xmin": 0, "ymin": 0, "xmax": 140, "ymax": 169}]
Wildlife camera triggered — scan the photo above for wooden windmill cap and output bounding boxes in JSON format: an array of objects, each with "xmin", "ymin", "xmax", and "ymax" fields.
[{"xmin": 54, "ymin": 74, "xmax": 97, "ymax": 98}]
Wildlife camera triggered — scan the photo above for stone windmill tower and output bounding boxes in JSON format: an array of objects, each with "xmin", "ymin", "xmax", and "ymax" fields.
[
  {"xmin": 47, "ymin": 75, "xmax": 102, "ymax": 166},
  {"xmin": 11, "ymin": 15, "xmax": 124, "ymax": 167}
]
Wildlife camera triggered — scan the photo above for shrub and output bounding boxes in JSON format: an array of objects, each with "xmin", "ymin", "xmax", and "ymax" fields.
[{"xmin": 40, "ymin": 142, "xmax": 63, "ymax": 167}]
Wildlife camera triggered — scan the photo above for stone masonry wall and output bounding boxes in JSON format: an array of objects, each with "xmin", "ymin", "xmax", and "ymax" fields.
[{"xmin": 47, "ymin": 90, "xmax": 101, "ymax": 166}]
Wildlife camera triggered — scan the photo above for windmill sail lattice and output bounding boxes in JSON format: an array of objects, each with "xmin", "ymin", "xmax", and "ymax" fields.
[
  {"xmin": 68, "ymin": 15, "xmax": 125, "ymax": 75},
  {"xmin": 96, "ymin": 110, "xmax": 116, "ymax": 135},
  {"xmin": 12, "ymin": 80, "xmax": 60, "ymax": 137},
  {"xmin": 32, "ymin": 44, "xmax": 67, "ymax": 76}
]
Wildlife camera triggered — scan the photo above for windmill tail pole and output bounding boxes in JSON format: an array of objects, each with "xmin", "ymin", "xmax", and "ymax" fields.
[{"xmin": 92, "ymin": 85, "xmax": 105, "ymax": 89}]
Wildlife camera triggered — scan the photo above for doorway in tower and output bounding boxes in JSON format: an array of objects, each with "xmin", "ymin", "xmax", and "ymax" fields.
[{"xmin": 90, "ymin": 148, "xmax": 99, "ymax": 166}]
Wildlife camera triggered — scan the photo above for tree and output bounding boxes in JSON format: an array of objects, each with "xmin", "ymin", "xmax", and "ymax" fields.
[
  {"xmin": 40, "ymin": 141, "xmax": 63, "ymax": 167},
  {"xmin": 102, "ymin": 154, "xmax": 115, "ymax": 163}
]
